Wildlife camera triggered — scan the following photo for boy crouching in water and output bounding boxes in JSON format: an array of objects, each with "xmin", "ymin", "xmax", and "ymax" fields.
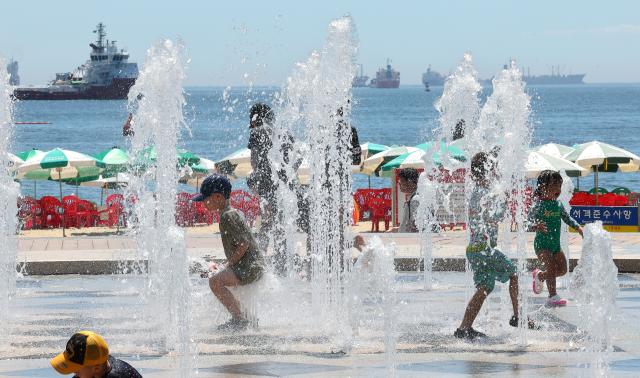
[
  {"xmin": 455, "ymin": 152, "xmax": 533, "ymax": 339},
  {"xmin": 193, "ymin": 174, "xmax": 265, "ymax": 331}
]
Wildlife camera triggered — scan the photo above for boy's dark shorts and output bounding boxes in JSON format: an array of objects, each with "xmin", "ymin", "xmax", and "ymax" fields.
[{"xmin": 231, "ymin": 256, "xmax": 264, "ymax": 285}]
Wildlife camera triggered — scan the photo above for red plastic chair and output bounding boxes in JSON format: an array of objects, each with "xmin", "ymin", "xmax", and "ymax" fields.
[
  {"xmin": 97, "ymin": 195, "xmax": 125, "ymax": 228},
  {"xmin": 615, "ymin": 195, "xmax": 629, "ymax": 206},
  {"xmin": 191, "ymin": 198, "xmax": 217, "ymax": 224},
  {"xmin": 62, "ymin": 195, "xmax": 81, "ymax": 228},
  {"xmin": 230, "ymin": 190, "xmax": 260, "ymax": 226},
  {"xmin": 106, "ymin": 193, "xmax": 124, "ymax": 207},
  {"xmin": 77, "ymin": 200, "xmax": 99, "ymax": 227},
  {"xmin": 39, "ymin": 196, "xmax": 64, "ymax": 229},
  {"xmin": 368, "ymin": 197, "xmax": 391, "ymax": 232},
  {"xmin": 18, "ymin": 197, "xmax": 43, "ymax": 230}
]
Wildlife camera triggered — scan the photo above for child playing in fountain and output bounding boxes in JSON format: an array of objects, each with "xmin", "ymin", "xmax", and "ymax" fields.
[
  {"xmin": 193, "ymin": 174, "xmax": 265, "ymax": 331},
  {"xmin": 530, "ymin": 170, "xmax": 583, "ymax": 307},
  {"xmin": 455, "ymin": 152, "xmax": 532, "ymax": 340}
]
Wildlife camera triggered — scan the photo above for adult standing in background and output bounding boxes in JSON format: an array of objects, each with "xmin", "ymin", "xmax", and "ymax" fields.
[{"xmin": 247, "ymin": 103, "xmax": 295, "ymax": 275}]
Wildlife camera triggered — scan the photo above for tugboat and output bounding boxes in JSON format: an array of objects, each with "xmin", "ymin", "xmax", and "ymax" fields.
[
  {"xmin": 14, "ymin": 23, "xmax": 138, "ymax": 100},
  {"xmin": 369, "ymin": 59, "xmax": 400, "ymax": 88}
]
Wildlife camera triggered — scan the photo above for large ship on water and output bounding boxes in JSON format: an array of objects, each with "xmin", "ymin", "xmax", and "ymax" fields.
[
  {"xmin": 369, "ymin": 59, "xmax": 400, "ymax": 88},
  {"xmin": 14, "ymin": 23, "xmax": 138, "ymax": 100},
  {"xmin": 421, "ymin": 65, "xmax": 445, "ymax": 89},
  {"xmin": 521, "ymin": 66, "xmax": 585, "ymax": 85},
  {"xmin": 421, "ymin": 64, "xmax": 585, "ymax": 90}
]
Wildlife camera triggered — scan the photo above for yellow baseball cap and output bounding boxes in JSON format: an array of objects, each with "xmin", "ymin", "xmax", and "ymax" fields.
[{"xmin": 50, "ymin": 331, "xmax": 109, "ymax": 374}]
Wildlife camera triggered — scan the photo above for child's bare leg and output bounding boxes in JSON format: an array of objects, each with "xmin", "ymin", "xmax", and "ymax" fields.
[
  {"xmin": 460, "ymin": 287, "xmax": 489, "ymax": 329},
  {"xmin": 553, "ymin": 251, "xmax": 568, "ymax": 277},
  {"xmin": 537, "ymin": 250, "xmax": 559, "ymax": 295},
  {"xmin": 209, "ymin": 269, "xmax": 243, "ymax": 319},
  {"xmin": 537, "ymin": 250, "xmax": 554, "ymax": 281},
  {"xmin": 509, "ymin": 274, "xmax": 519, "ymax": 318}
]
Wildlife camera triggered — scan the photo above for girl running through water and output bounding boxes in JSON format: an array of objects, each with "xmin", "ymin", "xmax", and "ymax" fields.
[{"xmin": 530, "ymin": 170, "xmax": 583, "ymax": 307}]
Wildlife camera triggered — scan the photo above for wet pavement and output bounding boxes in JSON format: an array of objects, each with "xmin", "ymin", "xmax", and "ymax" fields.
[{"xmin": 1, "ymin": 272, "xmax": 640, "ymax": 377}]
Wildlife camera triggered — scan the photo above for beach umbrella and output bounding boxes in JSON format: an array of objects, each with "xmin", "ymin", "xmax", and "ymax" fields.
[
  {"xmin": 95, "ymin": 147, "xmax": 129, "ymax": 172},
  {"xmin": 6, "ymin": 153, "xmax": 23, "ymax": 177},
  {"xmin": 215, "ymin": 148, "xmax": 252, "ymax": 178},
  {"xmin": 380, "ymin": 149, "xmax": 466, "ymax": 176},
  {"xmin": 414, "ymin": 141, "xmax": 466, "ymax": 160},
  {"xmin": 14, "ymin": 149, "xmax": 46, "ymax": 197},
  {"xmin": 361, "ymin": 146, "xmax": 421, "ymax": 176},
  {"xmin": 525, "ymin": 151, "xmax": 589, "ymax": 179},
  {"xmin": 139, "ymin": 146, "xmax": 200, "ymax": 166},
  {"xmin": 535, "ymin": 143, "xmax": 574, "ymax": 159},
  {"xmin": 62, "ymin": 173, "xmax": 131, "ymax": 189},
  {"xmin": 7, "ymin": 152, "xmax": 23, "ymax": 166},
  {"xmin": 17, "ymin": 148, "xmax": 104, "ymax": 236},
  {"xmin": 179, "ymin": 158, "xmax": 215, "ymax": 188},
  {"xmin": 360, "ymin": 142, "xmax": 390, "ymax": 161},
  {"xmin": 15, "ymin": 148, "xmax": 45, "ymax": 162},
  {"xmin": 564, "ymin": 141, "xmax": 640, "ymax": 204}
]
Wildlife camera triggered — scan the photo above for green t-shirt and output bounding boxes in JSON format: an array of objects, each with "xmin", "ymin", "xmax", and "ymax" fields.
[
  {"xmin": 219, "ymin": 205, "xmax": 263, "ymax": 269},
  {"xmin": 529, "ymin": 199, "xmax": 580, "ymax": 251}
]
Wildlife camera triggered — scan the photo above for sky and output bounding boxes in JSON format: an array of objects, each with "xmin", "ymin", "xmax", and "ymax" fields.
[{"xmin": 1, "ymin": 0, "xmax": 639, "ymax": 86}]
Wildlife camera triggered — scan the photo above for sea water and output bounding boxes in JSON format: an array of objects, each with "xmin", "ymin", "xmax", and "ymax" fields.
[{"xmin": 11, "ymin": 84, "xmax": 640, "ymax": 202}]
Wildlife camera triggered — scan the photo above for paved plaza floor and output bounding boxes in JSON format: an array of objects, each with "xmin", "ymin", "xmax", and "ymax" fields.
[
  {"xmin": 15, "ymin": 231, "xmax": 640, "ymax": 274},
  {"xmin": 1, "ymin": 271, "xmax": 639, "ymax": 377}
]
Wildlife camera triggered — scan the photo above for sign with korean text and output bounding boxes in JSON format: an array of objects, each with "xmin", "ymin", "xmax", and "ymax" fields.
[{"xmin": 570, "ymin": 206, "xmax": 639, "ymax": 226}]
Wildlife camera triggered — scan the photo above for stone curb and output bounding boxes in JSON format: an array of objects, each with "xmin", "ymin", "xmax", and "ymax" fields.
[{"xmin": 18, "ymin": 257, "xmax": 640, "ymax": 275}]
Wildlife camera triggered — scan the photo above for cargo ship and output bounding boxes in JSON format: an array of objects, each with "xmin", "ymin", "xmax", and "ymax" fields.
[
  {"xmin": 522, "ymin": 66, "xmax": 585, "ymax": 85},
  {"xmin": 352, "ymin": 64, "xmax": 369, "ymax": 87},
  {"xmin": 369, "ymin": 59, "xmax": 400, "ymax": 88},
  {"xmin": 421, "ymin": 65, "xmax": 445, "ymax": 90},
  {"xmin": 14, "ymin": 23, "xmax": 138, "ymax": 100}
]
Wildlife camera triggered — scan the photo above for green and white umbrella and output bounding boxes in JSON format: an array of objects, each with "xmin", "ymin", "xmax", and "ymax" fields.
[
  {"xmin": 14, "ymin": 149, "xmax": 47, "ymax": 197},
  {"xmin": 380, "ymin": 149, "xmax": 466, "ymax": 176},
  {"xmin": 362, "ymin": 146, "xmax": 421, "ymax": 176},
  {"xmin": 139, "ymin": 146, "xmax": 200, "ymax": 166},
  {"xmin": 17, "ymin": 148, "xmax": 103, "ymax": 181},
  {"xmin": 7, "ymin": 152, "xmax": 23, "ymax": 166},
  {"xmin": 535, "ymin": 143, "xmax": 574, "ymax": 159},
  {"xmin": 564, "ymin": 141, "xmax": 640, "ymax": 203},
  {"xmin": 414, "ymin": 141, "xmax": 466, "ymax": 160},
  {"xmin": 17, "ymin": 148, "xmax": 104, "ymax": 236},
  {"xmin": 360, "ymin": 142, "xmax": 390, "ymax": 161},
  {"xmin": 215, "ymin": 148, "xmax": 252, "ymax": 179},
  {"xmin": 95, "ymin": 147, "xmax": 129, "ymax": 172},
  {"xmin": 6, "ymin": 153, "xmax": 23, "ymax": 176},
  {"xmin": 180, "ymin": 157, "xmax": 216, "ymax": 188},
  {"xmin": 525, "ymin": 150, "xmax": 589, "ymax": 179},
  {"xmin": 15, "ymin": 148, "xmax": 45, "ymax": 163}
]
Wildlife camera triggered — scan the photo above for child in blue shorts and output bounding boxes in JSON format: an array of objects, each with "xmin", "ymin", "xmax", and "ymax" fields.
[{"xmin": 455, "ymin": 152, "xmax": 533, "ymax": 339}]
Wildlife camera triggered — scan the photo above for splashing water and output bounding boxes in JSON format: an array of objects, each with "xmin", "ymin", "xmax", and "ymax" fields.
[
  {"xmin": 418, "ymin": 53, "xmax": 482, "ymax": 290},
  {"xmin": 559, "ymin": 170, "xmax": 575, "ymax": 289},
  {"xmin": 349, "ymin": 236, "xmax": 397, "ymax": 375},
  {"xmin": 266, "ymin": 47, "xmax": 321, "ymax": 278},
  {"xmin": 487, "ymin": 61, "xmax": 531, "ymax": 342},
  {"xmin": 278, "ymin": 16, "xmax": 358, "ymax": 349},
  {"xmin": 435, "ymin": 53, "xmax": 482, "ymax": 148},
  {"xmin": 571, "ymin": 221, "xmax": 619, "ymax": 376},
  {"xmin": 125, "ymin": 39, "xmax": 194, "ymax": 375},
  {"xmin": 0, "ymin": 56, "xmax": 19, "ymax": 351}
]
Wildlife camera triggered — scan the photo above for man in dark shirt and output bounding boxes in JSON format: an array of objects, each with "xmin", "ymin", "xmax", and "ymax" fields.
[
  {"xmin": 246, "ymin": 103, "xmax": 296, "ymax": 275},
  {"xmin": 50, "ymin": 331, "xmax": 141, "ymax": 378}
]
